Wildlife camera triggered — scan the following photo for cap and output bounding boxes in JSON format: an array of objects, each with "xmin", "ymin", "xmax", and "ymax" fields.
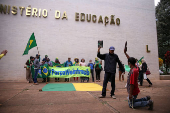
[
  {"xmin": 95, "ymin": 57, "xmax": 98, "ymax": 60},
  {"xmin": 109, "ymin": 46, "xmax": 115, "ymax": 50},
  {"xmin": 42, "ymin": 59, "xmax": 46, "ymax": 61},
  {"xmin": 30, "ymin": 56, "xmax": 34, "ymax": 59},
  {"xmin": 55, "ymin": 57, "xmax": 59, "ymax": 60},
  {"xmin": 36, "ymin": 54, "xmax": 39, "ymax": 57},
  {"xmin": 45, "ymin": 55, "xmax": 48, "ymax": 57}
]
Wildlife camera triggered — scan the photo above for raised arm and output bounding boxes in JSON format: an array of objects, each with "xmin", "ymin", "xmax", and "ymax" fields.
[
  {"xmin": 97, "ymin": 47, "xmax": 106, "ymax": 60},
  {"xmin": 124, "ymin": 41, "xmax": 130, "ymax": 59}
]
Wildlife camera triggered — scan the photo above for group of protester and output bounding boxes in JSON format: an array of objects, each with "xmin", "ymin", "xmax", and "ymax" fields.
[
  {"xmin": 98, "ymin": 45, "xmax": 153, "ymax": 110},
  {"xmin": 1, "ymin": 44, "xmax": 154, "ymax": 111},
  {"xmin": 25, "ymin": 54, "xmax": 104, "ymax": 84}
]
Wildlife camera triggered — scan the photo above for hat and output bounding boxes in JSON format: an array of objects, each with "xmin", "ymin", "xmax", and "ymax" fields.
[
  {"xmin": 36, "ymin": 54, "xmax": 39, "ymax": 57},
  {"xmin": 74, "ymin": 57, "xmax": 78, "ymax": 60},
  {"xmin": 30, "ymin": 56, "xmax": 34, "ymax": 59},
  {"xmin": 45, "ymin": 55, "xmax": 48, "ymax": 57},
  {"xmin": 109, "ymin": 46, "xmax": 115, "ymax": 50},
  {"xmin": 55, "ymin": 57, "xmax": 59, "ymax": 60},
  {"xmin": 42, "ymin": 59, "xmax": 46, "ymax": 61},
  {"xmin": 95, "ymin": 57, "xmax": 98, "ymax": 60}
]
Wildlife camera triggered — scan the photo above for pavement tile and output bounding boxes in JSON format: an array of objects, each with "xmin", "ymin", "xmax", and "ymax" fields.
[
  {"xmin": 0, "ymin": 79, "xmax": 170, "ymax": 113},
  {"xmin": 27, "ymin": 103, "xmax": 113, "ymax": 113},
  {"xmin": 0, "ymin": 90, "xmax": 21, "ymax": 104}
]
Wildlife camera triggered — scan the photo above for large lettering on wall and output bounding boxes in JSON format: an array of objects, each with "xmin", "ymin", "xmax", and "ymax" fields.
[{"xmin": 0, "ymin": 4, "xmax": 120, "ymax": 26}]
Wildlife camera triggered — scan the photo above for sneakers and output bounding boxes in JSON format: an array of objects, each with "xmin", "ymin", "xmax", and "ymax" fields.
[
  {"xmin": 111, "ymin": 95, "xmax": 116, "ymax": 99},
  {"xmin": 148, "ymin": 100, "xmax": 154, "ymax": 110},
  {"xmin": 99, "ymin": 95, "xmax": 105, "ymax": 98}
]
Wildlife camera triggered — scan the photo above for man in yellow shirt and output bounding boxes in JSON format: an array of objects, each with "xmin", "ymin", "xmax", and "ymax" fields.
[{"xmin": 0, "ymin": 50, "xmax": 8, "ymax": 59}]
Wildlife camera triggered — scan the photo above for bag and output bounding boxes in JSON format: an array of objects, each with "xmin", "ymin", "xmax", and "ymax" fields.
[{"xmin": 146, "ymin": 70, "xmax": 151, "ymax": 75}]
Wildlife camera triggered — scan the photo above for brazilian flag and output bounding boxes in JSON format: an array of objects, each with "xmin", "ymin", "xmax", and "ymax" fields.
[
  {"xmin": 23, "ymin": 33, "xmax": 37, "ymax": 55},
  {"xmin": 40, "ymin": 64, "xmax": 50, "ymax": 78},
  {"xmin": 31, "ymin": 64, "xmax": 50, "ymax": 78},
  {"xmin": 51, "ymin": 61, "xmax": 65, "ymax": 67}
]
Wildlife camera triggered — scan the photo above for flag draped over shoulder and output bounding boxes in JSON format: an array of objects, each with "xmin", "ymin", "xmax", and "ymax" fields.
[
  {"xmin": 51, "ymin": 61, "xmax": 65, "ymax": 67},
  {"xmin": 23, "ymin": 33, "xmax": 37, "ymax": 55}
]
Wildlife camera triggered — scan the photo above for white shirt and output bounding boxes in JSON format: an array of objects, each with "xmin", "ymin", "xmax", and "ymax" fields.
[{"xmin": 79, "ymin": 62, "xmax": 86, "ymax": 66}]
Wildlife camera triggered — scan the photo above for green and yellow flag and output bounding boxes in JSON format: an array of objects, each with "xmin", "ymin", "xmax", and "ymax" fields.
[
  {"xmin": 23, "ymin": 33, "xmax": 37, "ymax": 55},
  {"xmin": 138, "ymin": 56, "xmax": 144, "ymax": 65},
  {"xmin": 41, "ymin": 64, "xmax": 50, "ymax": 78},
  {"xmin": 51, "ymin": 61, "xmax": 65, "ymax": 67}
]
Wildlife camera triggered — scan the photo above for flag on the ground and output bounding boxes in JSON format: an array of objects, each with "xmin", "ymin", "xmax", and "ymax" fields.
[
  {"xmin": 23, "ymin": 33, "xmax": 37, "ymax": 55},
  {"xmin": 138, "ymin": 56, "xmax": 144, "ymax": 65},
  {"xmin": 42, "ymin": 83, "xmax": 103, "ymax": 91}
]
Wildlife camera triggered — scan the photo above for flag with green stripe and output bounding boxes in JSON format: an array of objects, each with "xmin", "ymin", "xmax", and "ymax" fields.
[{"xmin": 23, "ymin": 33, "xmax": 37, "ymax": 55}]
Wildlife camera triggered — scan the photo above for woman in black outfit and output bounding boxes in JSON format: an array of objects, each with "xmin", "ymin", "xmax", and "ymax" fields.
[{"xmin": 140, "ymin": 59, "xmax": 152, "ymax": 86}]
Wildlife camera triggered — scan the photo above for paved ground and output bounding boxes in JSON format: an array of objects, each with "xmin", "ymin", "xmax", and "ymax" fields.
[{"xmin": 0, "ymin": 77, "xmax": 170, "ymax": 113}]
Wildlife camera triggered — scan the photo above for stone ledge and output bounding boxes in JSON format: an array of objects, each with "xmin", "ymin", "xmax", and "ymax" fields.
[{"xmin": 160, "ymin": 75, "xmax": 170, "ymax": 80}]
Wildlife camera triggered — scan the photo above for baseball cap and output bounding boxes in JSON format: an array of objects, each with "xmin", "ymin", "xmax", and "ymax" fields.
[
  {"xmin": 109, "ymin": 46, "xmax": 115, "ymax": 50},
  {"xmin": 45, "ymin": 55, "xmax": 48, "ymax": 57},
  {"xmin": 36, "ymin": 54, "xmax": 39, "ymax": 57}
]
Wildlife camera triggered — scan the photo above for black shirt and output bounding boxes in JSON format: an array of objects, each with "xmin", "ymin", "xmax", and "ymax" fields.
[{"xmin": 97, "ymin": 52, "xmax": 125, "ymax": 73}]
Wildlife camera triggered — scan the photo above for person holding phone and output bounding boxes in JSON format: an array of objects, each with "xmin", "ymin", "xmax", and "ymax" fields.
[{"xmin": 98, "ymin": 46, "xmax": 124, "ymax": 99}]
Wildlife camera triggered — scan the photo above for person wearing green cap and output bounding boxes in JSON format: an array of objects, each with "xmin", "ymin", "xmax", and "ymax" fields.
[{"xmin": 94, "ymin": 58, "xmax": 102, "ymax": 82}]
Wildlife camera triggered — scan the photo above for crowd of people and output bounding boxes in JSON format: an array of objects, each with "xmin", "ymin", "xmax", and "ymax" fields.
[
  {"xmin": 1, "ymin": 44, "xmax": 154, "ymax": 111},
  {"xmin": 24, "ymin": 54, "xmax": 103, "ymax": 84}
]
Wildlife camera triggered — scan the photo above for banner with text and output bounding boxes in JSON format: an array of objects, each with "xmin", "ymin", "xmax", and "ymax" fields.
[{"xmin": 37, "ymin": 66, "xmax": 90, "ymax": 78}]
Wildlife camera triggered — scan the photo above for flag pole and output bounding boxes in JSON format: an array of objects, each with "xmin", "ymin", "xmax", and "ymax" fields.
[{"xmin": 37, "ymin": 47, "xmax": 39, "ymax": 54}]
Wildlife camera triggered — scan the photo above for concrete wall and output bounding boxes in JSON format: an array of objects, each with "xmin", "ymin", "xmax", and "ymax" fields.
[{"xmin": 0, "ymin": 0, "xmax": 159, "ymax": 81}]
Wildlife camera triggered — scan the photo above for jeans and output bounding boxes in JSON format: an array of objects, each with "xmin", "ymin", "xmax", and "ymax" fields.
[
  {"xmin": 128, "ymin": 95, "xmax": 149, "ymax": 108},
  {"xmin": 102, "ymin": 72, "xmax": 115, "ymax": 96},
  {"xmin": 34, "ymin": 69, "xmax": 39, "ymax": 83},
  {"xmin": 91, "ymin": 69, "xmax": 94, "ymax": 82}
]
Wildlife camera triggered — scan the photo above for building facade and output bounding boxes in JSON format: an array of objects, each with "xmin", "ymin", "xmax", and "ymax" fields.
[{"xmin": 0, "ymin": 0, "xmax": 159, "ymax": 81}]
